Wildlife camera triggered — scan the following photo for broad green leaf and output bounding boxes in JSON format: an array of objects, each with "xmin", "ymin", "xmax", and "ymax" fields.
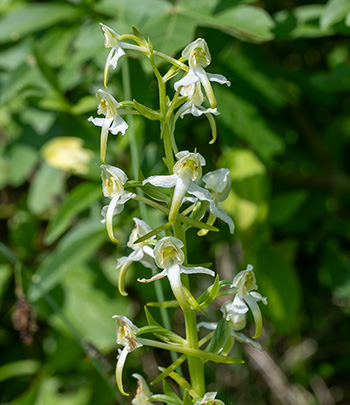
[
  {"xmin": 27, "ymin": 219, "xmax": 106, "ymax": 302},
  {"xmin": 219, "ymin": 149, "xmax": 269, "ymax": 231},
  {"xmin": 7, "ymin": 144, "xmax": 38, "ymax": 187},
  {"xmin": 44, "ymin": 182, "xmax": 101, "ymax": 245},
  {"xmin": 21, "ymin": 108, "xmax": 56, "ymax": 135},
  {"xmin": 256, "ymin": 243, "xmax": 301, "ymax": 333},
  {"xmin": 49, "ymin": 265, "xmax": 129, "ymax": 351},
  {"xmin": 27, "ymin": 162, "xmax": 65, "ymax": 217},
  {"xmin": 321, "ymin": 0, "xmax": 350, "ymax": 29},
  {"xmin": 216, "ymin": 87, "xmax": 285, "ymax": 160},
  {"xmin": 274, "ymin": 5, "xmax": 334, "ymax": 40},
  {"xmin": 269, "ymin": 190, "xmax": 309, "ymax": 225},
  {"xmin": 209, "ymin": 5, "xmax": 275, "ymax": 42},
  {"xmin": 0, "ymin": 359, "xmax": 40, "ymax": 382},
  {"xmin": 0, "ymin": 3, "xmax": 80, "ymax": 44}
]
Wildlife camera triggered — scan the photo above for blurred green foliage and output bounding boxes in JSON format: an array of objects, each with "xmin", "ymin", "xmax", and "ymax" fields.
[{"xmin": 0, "ymin": 0, "xmax": 350, "ymax": 404}]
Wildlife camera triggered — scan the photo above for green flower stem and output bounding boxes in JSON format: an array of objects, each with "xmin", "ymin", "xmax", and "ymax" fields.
[
  {"xmin": 153, "ymin": 50, "xmax": 189, "ymax": 71},
  {"xmin": 137, "ymin": 338, "xmax": 243, "ymax": 364},
  {"xmin": 122, "ymin": 57, "xmax": 173, "ymax": 343}
]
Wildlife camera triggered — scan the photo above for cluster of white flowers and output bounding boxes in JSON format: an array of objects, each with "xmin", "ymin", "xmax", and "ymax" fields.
[{"xmin": 88, "ymin": 23, "xmax": 267, "ymax": 404}]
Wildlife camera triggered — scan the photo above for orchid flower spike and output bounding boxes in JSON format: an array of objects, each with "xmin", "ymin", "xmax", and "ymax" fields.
[
  {"xmin": 199, "ymin": 168, "xmax": 235, "ymax": 236},
  {"xmin": 194, "ymin": 392, "xmax": 225, "ymax": 405},
  {"xmin": 100, "ymin": 165, "xmax": 135, "ymax": 243},
  {"xmin": 138, "ymin": 236, "xmax": 215, "ymax": 311},
  {"xmin": 116, "ymin": 218, "xmax": 156, "ymax": 296},
  {"xmin": 131, "ymin": 374, "xmax": 154, "ymax": 405},
  {"xmin": 174, "ymin": 38, "xmax": 230, "ymax": 109},
  {"xmin": 113, "ymin": 315, "xmax": 142, "ymax": 396},
  {"xmin": 227, "ymin": 265, "xmax": 267, "ymax": 339},
  {"xmin": 143, "ymin": 150, "xmax": 210, "ymax": 223},
  {"xmin": 88, "ymin": 89, "xmax": 128, "ymax": 163},
  {"xmin": 100, "ymin": 23, "xmax": 145, "ymax": 87}
]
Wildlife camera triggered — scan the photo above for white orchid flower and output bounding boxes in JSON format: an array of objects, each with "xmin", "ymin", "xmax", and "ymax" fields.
[
  {"xmin": 199, "ymin": 168, "xmax": 235, "ymax": 235},
  {"xmin": 143, "ymin": 150, "xmax": 210, "ymax": 223},
  {"xmin": 100, "ymin": 165, "xmax": 135, "ymax": 243},
  {"xmin": 174, "ymin": 38, "xmax": 230, "ymax": 109},
  {"xmin": 116, "ymin": 218, "xmax": 156, "ymax": 296},
  {"xmin": 88, "ymin": 89, "xmax": 128, "ymax": 163},
  {"xmin": 194, "ymin": 392, "xmax": 225, "ymax": 405},
  {"xmin": 197, "ymin": 305, "xmax": 262, "ymax": 352},
  {"xmin": 100, "ymin": 23, "xmax": 145, "ymax": 87},
  {"xmin": 113, "ymin": 315, "xmax": 142, "ymax": 396},
  {"xmin": 227, "ymin": 265, "xmax": 267, "ymax": 339},
  {"xmin": 177, "ymin": 81, "xmax": 220, "ymax": 118},
  {"xmin": 131, "ymin": 374, "xmax": 154, "ymax": 405},
  {"xmin": 138, "ymin": 236, "xmax": 215, "ymax": 311}
]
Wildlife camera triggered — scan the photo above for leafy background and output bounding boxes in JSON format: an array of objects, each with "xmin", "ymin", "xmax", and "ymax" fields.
[{"xmin": 1, "ymin": 0, "xmax": 350, "ymax": 404}]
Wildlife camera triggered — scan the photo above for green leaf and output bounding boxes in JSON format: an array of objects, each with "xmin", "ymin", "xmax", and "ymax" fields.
[
  {"xmin": 134, "ymin": 222, "xmax": 172, "ymax": 244},
  {"xmin": 143, "ymin": 307, "xmax": 185, "ymax": 344},
  {"xmin": 321, "ymin": 0, "xmax": 350, "ymax": 29},
  {"xmin": 183, "ymin": 390, "xmax": 194, "ymax": 405},
  {"xmin": 133, "ymin": 99, "xmax": 161, "ymax": 120},
  {"xmin": 142, "ymin": 184, "xmax": 171, "ymax": 203},
  {"xmin": 218, "ymin": 148, "xmax": 269, "ymax": 231},
  {"xmin": 147, "ymin": 300, "xmax": 179, "ymax": 308},
  {"xmin": 151, "ymin": 355, "xmax": 186, "ymax": 385},
  {"xmin": 197, "ymin": 275, "xmax": 220, "ymax": 309},
  {"xmin": 7, "ymin": 144, "xmax": 38, "ymax": 188},
  {"xmin": 210, "ymin": 5, "xmax": 275, "ymax": 42},
  {"xmin": 27, "ymin": 162, "xmax": 65, "ymax": 217},
  {"xmin": 256, "ymin": 243, "xmax": 302, "ymax": 333},
  {"xmin": 216, "ymin": 88, "xmax": 285, "ymax": 161},
  {"xmin": 0, "ymin": 359, "xmax": 40, "ymax": 382},
  {"xmin": 49, "ymin": 265, "xmax": 129, "ymax": 351},
  {"xmin": 205, "ymin": 319, "xmax": 230, "ymax": 354},
  {"xmin": 45, "ymin": 182, "xmax": 101, "ymax": 245},
  {"xmin": 0, "ymin": 264, "xmax": 12, "ymax": 304},
  {"xmin": 0, "ymin": 3, "xmax": 80, "ymax": 44},
  {"xmin": 269, "ymin": 190, "xmax": 309, "ymax": 225},
  {"xmin": 27, "ymin": 219, "xmax": 106, "ymax": 302},
  {"xmin": 274, "ymin": 5, "xmax": 333, "ymax": 40}
]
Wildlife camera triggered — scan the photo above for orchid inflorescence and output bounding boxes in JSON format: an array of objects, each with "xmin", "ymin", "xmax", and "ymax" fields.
[{"xmin": 89, "ymin": 23, "xmax": 268, "ymax": 404}]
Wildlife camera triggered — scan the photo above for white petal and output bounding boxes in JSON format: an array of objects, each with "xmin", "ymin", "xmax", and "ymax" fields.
[
  {"xmin": 209, "ymin": 203, "xmax": 235, "ymax": 234},
  {"xmin": 88, "ymin": 116, "xmax": 105, "ymax": 127},
  {"xmin": 106, "ymin": 195, "xmax": 121, "ymax": 242},
  {"xmin": 208, "ymin": 73, "xmax": 231, "ymax": 86},
  {"xmin": 197, "ymin": 321, "xmax": 217, "ymax": 331},
  {"xmin": 142, "ymin": 174, "xmax": 177, "ymax": 188},
  {"xmin": 230, "ymin": 295, "xmax": 249, "ymax": 315},
  {"xmin": 109, "ymin": 115, "xmax": 128, "ymax": 136},
  {"xmin": 108, "ymin": 46, "xmax": 125, "ymax": 69},
  {"xmin": 174, "ymin": 69, "xmax": 199, "ymax": 91},
  {"xmin": 137, "ymin": 269, "xmax": 167, "ymax": 283},
  {"xmin": 250, "ymin": 291, "xmax": 268, "ymax": 305},
  {"xmin": 188, "ymin": 182, "xmax": 212, "ymax": 201},
  {"xmin": 180, "ymin": 265, "xmax": 215, "ymax": 277}
]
